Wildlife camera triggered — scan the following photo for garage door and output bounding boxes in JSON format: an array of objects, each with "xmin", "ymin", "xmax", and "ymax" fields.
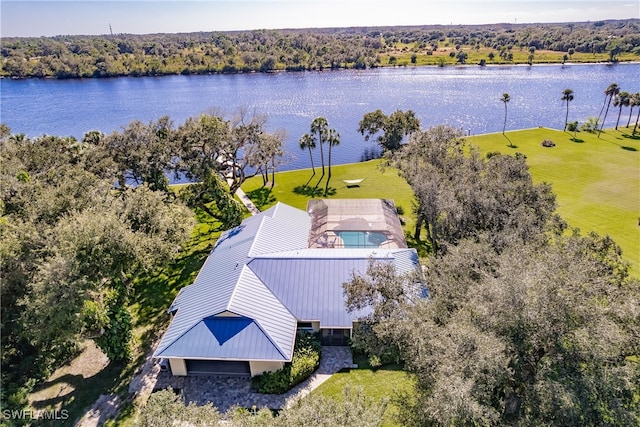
[{"xmin": 186, "ymin": 360, "xmax": 251, "ymax": 377}]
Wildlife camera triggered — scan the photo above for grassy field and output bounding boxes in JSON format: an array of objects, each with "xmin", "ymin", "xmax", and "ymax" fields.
[
  {"xmin": 469, "ymin": 127, "xmax": 639, "ymax": 276},
  {"xmin": 242, "ymin": 128, "xmax": 639, "ymax": 275},
  {"xmin": 241, "ymin": 161, "xmax": 414, "ymax": 213},
  {"xmin": 379, "ymin": 38, "xmax": 638, "ymax": 66}
]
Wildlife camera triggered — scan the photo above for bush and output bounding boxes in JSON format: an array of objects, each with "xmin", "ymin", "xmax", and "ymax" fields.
[
  {"xmin": 252, "ymin": 331, "xmax": 321, "ymax": 394},
  {"xmin": 350, "ymin": 322, "xmax": 401, "ymax": 367},
  {"xmin": 368, "ymin": 354, "xmax": 382, "ymax": 369},
  {"xmin": 566, "ymin": 121, "xmax": 579, "ymax": 132},
  {"xmin": 580, "ymin": 117, "xmax": 600, "ymax": 132},
  {"xmin": 139, "ymin": 388, "xmax": 220, "ymax": 427}
]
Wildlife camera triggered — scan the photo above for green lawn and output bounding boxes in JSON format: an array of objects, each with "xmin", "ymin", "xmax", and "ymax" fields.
[
  {"xmin": 243, "ymin": 131, "xmax": 639, "ymax": 275},
  {"xmin": 241, "ymin": 160, "xmax": 414, "ymax": 213},
  {"xmin": 241, "ymin": 161, "xmax": 424, "ymax": 253},
  {"xmin": 469, "ymin": 127, "xmax": 639, "ymax": 276},
  {"xmin": 311, "ymin": 360, "xmax": 413, "ymax": 427}
]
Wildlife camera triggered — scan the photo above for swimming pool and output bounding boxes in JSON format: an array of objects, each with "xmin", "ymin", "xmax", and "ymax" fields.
[{"xmin": 336, "ymin": 231, "xmax": 388, "ymax": 248}]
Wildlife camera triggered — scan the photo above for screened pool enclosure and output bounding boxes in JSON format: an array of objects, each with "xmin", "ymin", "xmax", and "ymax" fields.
[{"xmin": 307, "ymin": 199, "xmax": 407, "ymax": 249}]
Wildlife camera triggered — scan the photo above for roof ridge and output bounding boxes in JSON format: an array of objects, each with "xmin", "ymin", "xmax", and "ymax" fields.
[
  {"xmin": 154, "ymin": 317, "xmax": 202, "ymax": 356},
  {"xmin": 247, "ymin": 215, "xmax": 270, "ymax": 257},
  {"xmin": 230, "ymin": 266, "xmax": 297, "ymax": 359}
]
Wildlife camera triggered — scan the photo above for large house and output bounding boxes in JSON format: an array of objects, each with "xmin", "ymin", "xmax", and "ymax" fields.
[{"xmin": 153, "ymin": 199, "xmax": 419, "ymax": 377}]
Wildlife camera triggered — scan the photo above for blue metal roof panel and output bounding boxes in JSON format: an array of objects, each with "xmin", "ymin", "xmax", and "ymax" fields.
[
  {"xmin": 248, "ymin": 248, "xmax": 420, "ymax": 328},
  {"xmin": 155, "ymin": 214, "xmax": 264, "ymax": 356},
  {"xmin": 249, "ymin": 203, "xmax": 310, "ymax": 256},
  {"xmin": 391, "ymin": 249, "xmax": 421, "ymax": 275},
  {"xmin": 248, "ymin": 258, "xmax": 371, "ymax": 327},
  {"xmin": 229, "ymin": 267, "xmax": 297, "ymax": 359},
  {"xmin": 155, "ymin": 317, "xmax": 288, "ymax": 360}
]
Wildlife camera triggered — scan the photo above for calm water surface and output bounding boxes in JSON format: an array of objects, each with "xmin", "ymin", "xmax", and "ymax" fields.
[{"xmin": 1, "ymin": 63, "xmax": 638, "ymax": 171}]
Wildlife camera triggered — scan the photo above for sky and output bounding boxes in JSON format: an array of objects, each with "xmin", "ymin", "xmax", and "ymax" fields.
[{"xmin": 1, "ymin": 0, "xmax": 638, "ymax": 37}]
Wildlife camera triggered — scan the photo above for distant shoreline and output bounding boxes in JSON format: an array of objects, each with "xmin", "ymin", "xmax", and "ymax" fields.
[
  {"xmin": 2, "ymin": 60, "xmax": 638, "ymax": 81},
  {"xmin": 3, "ymin": 20, "xmax": 638, "ymax": 80}
]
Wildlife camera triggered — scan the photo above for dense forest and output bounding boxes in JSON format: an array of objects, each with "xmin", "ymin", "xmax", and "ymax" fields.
[
  {"xmin": 1, "ymin": 19, "xmax": 639, "ymax": 78},
  {"xmin": 0, "ymin": 112, "xmax": 284, "ymax": 422}
]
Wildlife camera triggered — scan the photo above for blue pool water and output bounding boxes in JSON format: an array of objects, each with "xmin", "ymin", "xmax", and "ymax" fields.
[{"xmin": 337, "ymin": 231, "xmax": 388, "ymax": 248}]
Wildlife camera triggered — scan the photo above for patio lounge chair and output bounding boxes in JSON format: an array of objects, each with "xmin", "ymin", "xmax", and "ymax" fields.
[{"xmin": 342, "ymin": 178, "xmax": 365, "ymax": 187}]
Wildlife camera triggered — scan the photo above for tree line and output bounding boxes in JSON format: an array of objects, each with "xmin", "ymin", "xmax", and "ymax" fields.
[
  {"xmin": 0, "ymin": 110, "xmax": 286, "ymax": 416},
  {"xmin": 1, "ymin": 19, "xmax": 638, "ymax": 78},
  {"xmin": 343, "ymin": 125, "xmax": 640, "ymax": 425}
]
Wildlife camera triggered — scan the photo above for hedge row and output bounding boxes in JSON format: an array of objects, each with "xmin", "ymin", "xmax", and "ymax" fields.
[{"xmin": 252, "ymin": 332, "xmax": 321, "ymax": 394}]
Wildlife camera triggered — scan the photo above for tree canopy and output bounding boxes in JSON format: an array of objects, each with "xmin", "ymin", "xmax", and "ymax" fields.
[
  {"xmin": 2, "ymin": 20, "xmax": 638, "ymax": 78},
  {"xmin": 1, "ymin": 109, "xmax": 286, "ymax": 415},
  {"xmin": 0, "ymin": 129, "xmax": 195, "ymax": 411},
  {"xmin": 358, "ymin": 109, "xmax": 420, "ymax": 152},
  {"xmin": 344, "ymin": 125, "xmax": 640, "ymax": 425}
]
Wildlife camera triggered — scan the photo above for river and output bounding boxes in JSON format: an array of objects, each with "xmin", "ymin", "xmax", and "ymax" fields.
[{"xmin": 1, "ymin": 63, "xmax": 638, "ymax": 171}]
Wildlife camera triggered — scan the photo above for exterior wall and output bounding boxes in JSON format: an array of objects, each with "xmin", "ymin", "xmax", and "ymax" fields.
[
  {"xmin": 169, "ymin": 358, "xmax": 187, "ymax": 376},
  {"xmin": 249, "ymin": 360, "xmax": 284, "ymax": 377}
]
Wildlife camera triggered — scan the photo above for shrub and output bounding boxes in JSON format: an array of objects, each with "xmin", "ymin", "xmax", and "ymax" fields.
[
  {"xmin": 368, "ymin": 354, "xmax": 382, "ymax": 369},
  {"xmin": 252, "ymin": 368, "xmax": 291, "ymax": 394},
  {"xmin": 252, "ymin": 331, "xmax": 321, "ymax": 394},
  {"xmin": 566, "ymin": 121, "xmax": 579, "ymax": 131},
  {"xmin": 350, "ymin": 322, "xmax": 401, "ymax": 367},
  {"xmin": 580, "ymin": 117, "xmax": 600, "ymax": 132},
  {"xmin": 541, "ymin": 139, "xmax": 556, "ymax": 147},
  {"xmin": 140, "ymin": 388, "xmax": 220, "ymax": 427}
]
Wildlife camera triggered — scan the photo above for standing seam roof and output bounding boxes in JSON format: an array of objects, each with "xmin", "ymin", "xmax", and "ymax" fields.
[
  {"xmin": 154, "ymin": 203, "xmax": 310, "ymax": 360},
  {"xmin": 154, "ymin": 201, "xmax": 420, "ymax": 363}
]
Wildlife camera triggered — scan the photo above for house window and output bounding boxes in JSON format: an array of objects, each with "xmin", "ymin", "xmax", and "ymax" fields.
[{"xmin": 297, "ymin": 322, "xmax": 313, "ymax": 328}]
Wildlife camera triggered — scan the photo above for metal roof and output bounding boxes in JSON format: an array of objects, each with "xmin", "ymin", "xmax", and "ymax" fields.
[
  {"xmin": 154, "ymin": 201, "xmax": 420, "ymax": 363},
  {"xmin": 228, "ymin": 266, "xmax": 296, "ymax": 359},
  {"xmin": 156, "ymin": 316, "xmax": 289, "ymax": 360},
  {"xmin": 155, "ymin": 203, "xmax": 302, "ymax": 360},
  {"xmin": 248, "ymin": 248, "xmax": 418, "ymax": 328}
]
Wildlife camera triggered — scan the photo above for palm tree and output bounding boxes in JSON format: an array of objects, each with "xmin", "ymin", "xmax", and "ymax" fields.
[
  {"xmin": 310, "ymin": 117, "xmax": 328, "ymax": 185},
  {"xmin": 613, "ymin": 91, "xmax": 630, "ymax": 130},
  {"xmin": 561, "ymin": 88, "xmax": 574, "ymax": 131},
  {"xmin": 627, "ymin": 92, "xmax": 640, "ymax": 128},
  {"xmin": 599, "ymin": 83, "xmax": 620, "ymax": 137},
  {"xmin": 634, "ymin": 94, "xmax": 640, "ymax": 136},
  {"xmin": 598, "ymin": 83, "xmax": 618, "ymax": 124},
  {"xmin": 324, "ymin": 128, "xmax": 340, "ymax": 195},
  {"xmin": 501, "ymin": 93, "xmax": 510, "ymax": 135},
  {"xmin": 298, "ymin": 133, "xmax": 316, "ymax": 183}
]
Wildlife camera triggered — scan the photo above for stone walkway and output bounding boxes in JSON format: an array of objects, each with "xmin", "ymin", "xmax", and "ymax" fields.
[{"xmin": 153, "ymin": 346, "xmax": 353, "ymax": 412}]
